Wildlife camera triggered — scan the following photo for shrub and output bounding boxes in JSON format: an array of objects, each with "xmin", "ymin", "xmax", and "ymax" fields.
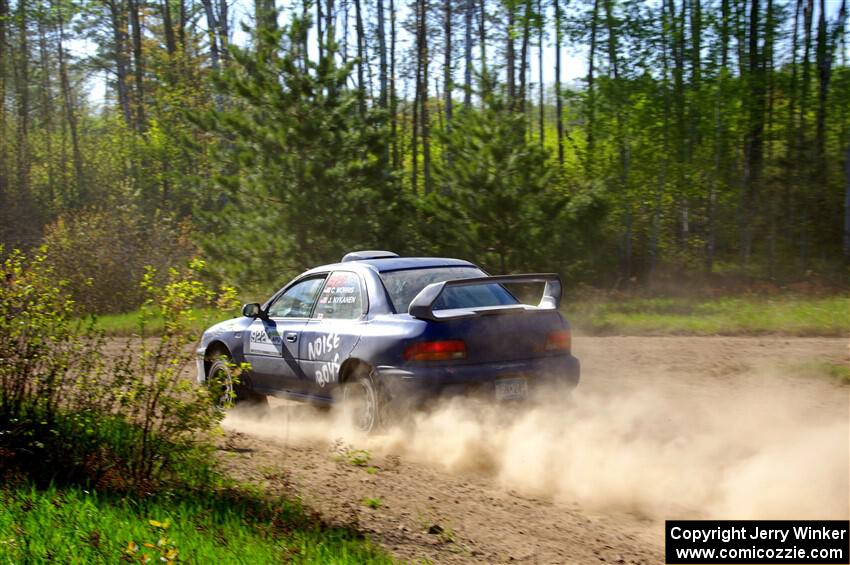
[
  {"xmin": 41, "ymin": 207, "xmax": 197, "ymax": 314},
  {"xmin": 0, "ymin": 246, "xmax": 234, "ymax": 492}
]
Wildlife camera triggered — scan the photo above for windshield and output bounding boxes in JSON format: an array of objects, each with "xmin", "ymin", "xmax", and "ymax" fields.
[{"xmin": 380, "ymin": 267, "xmax": 519, "ymax": 313}]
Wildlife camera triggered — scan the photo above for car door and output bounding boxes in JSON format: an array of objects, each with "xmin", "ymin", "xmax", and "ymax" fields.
[
  {"xmin": 244, "ymin": 275, "xmax": 326, "ymax": 394},
  {"xmin": 298, "ymin": 270, "xmax": 367, "ymax": 397}
]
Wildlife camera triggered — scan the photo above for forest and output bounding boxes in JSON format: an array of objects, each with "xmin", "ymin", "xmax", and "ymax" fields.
[{"xmin": 0, "ymin": 0, "xmax": 848, "ymax": 311}]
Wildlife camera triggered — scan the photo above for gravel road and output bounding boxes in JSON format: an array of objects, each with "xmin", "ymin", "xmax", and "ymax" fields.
[{"xmin": 216, "ymin": 336, "xmax": 850, "ymax": 564}]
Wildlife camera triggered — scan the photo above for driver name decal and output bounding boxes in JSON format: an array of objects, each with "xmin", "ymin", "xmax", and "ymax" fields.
[{"xmin": 318, "ymin": 274, "xmax": 358, "ymax": 306}]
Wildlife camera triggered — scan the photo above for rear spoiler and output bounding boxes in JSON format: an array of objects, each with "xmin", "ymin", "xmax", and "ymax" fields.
[{"xmin": 408, "ymin": 273, "xmax": 562, "ymax": 321}]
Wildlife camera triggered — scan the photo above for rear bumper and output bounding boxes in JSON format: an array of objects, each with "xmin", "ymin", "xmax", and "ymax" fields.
[{"xmin": 375, "ymin": 354, "xmax": 580, "ymax": 405}]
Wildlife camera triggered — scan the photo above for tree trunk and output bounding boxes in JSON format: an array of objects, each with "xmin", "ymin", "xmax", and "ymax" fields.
[
  {"xmin": 301, "ymin": 0, "xmax": 309, "ymax": 68},
  {"xmin": 412, "ymin": 90, "xmax": 419, "ymax": 193},
  {"xmin": 707, "ymin": 0, "xmax": 731, "ymax": 273},
  {"xmin": 0, "ymin": 0, "xmax": 7, "ymax": 229},
  {"xmin": 317, "ymin": 0, "xmax": 324, "ymax": 61},
  {"xmin": 667, "ymin": 0, "xmax": 687, "ymax": 247},
  {"xmin": 128, "ymin": 0, "xmax": 145, "ymax": 131},
  {"xmin": 518, "ymin": 0, "xmax": 531, "ymax": 114},
  {"xmin": 537, "ymin": 0, "xmax": 544, "ymax": 145},
  {"xmin": 37, "ymin": 20, "xmax": 55, "ymax": 205},
  {"xmin": 178, "ymin": 0, "xmax": 186, "ymax": 53},
  {"xmin": 15, "ymin": 0, "xmax": 30, "ymax": 205},
  {"xmin": 377, "ymin": 0, "xmax": 387, "ymax": 108},
  {"xmin": 390, "ymin": 0, "xmax": 399, "ymax": 168},
  {"xmin": 740, "ymin": 0, "xmax": 765, "ymax": 262},
  {"xmin": 106, "ymin": 0, "xmax": 132, "ymax": 126},
  {"xmin": 201, "ymin": 0, "xmax": 221, "ymax": 71},
  {"xmin": 412, "ymin": 0, "xmax": 423, "ymax": 192},
  {"xmin": 354, "ymin": 0, "xmax": 366, "ymax": 114},
  {"xmin": 779, "ymin": 0, "xmax": 801, "ymax": 259},
  {"xmin": 325, "ymin": 0, "xmax": 334, "ymax": 50},
  {"xmin": 794, "ymin": 0, "xmax": 814, "ymax": 266},
  {"xmin": 815, "ymin": 0, "xmax": 846, "ymax": 170},
  {"xmin": 586, "ymin": 0, "xmax": 600, "ymax": 172},
  {"xmin": 651, "ymin": 18, "xmax": 671, "ymax": 274},
  {"xmin": 690, "ymin": 0, "xmax": 701, "ymax": 86},
  {"xmin": 218, "ymin": 0, "xmax": 229, "ymax": 61},
  {"xmin": 342, "ymin": 0, "xmax": 349, "ymax": 61},
  {"xmin": 443, "ymin": 0, "xmax": 452, "ymax": 126},
  {"xmin": 765, "ymin": 0, "xmax": 777, "ymax": 276},
  {"xmin": 554, "ymin": 0, "xmax": 563, "ymax": 164},
  {"xmin": 419, "ymin": 0, "xmax": 432, "ymax": 193},
  {"xmin": 55, "ymin": 0, "xmax": 84, "ymax": 203},
  {"xmin": 506, "ymin": 5, "xmax": 515, "ymax": 102},
  {"xmin": 464, "ymin": 0, "xmax": 472, "ymax": 106},
  {"xmin": 162, "ymin": 0, "xmax": 177, "ymax": 56},
  {"xmin": 844, "ymin": 147, "xmax": 850, "ymax": 259},
  {"xmin": 815, "ymin": 0, "xmax": 828, "ymax": 167},
  {"xmin": 604, "ymin": 0, "xmax": 631, "ymax": 276},
  {"xmin": 478, "ymin": 0, "xmax": 487, "ymax": 80},
  {"xmin": 441, "ymin": 0, "xmax": 453, "ymax": 191}
]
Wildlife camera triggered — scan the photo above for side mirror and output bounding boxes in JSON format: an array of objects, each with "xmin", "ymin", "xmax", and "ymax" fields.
[{"xmin": 241, "ymin": 303, "xmax": 262, "ymax": 318}]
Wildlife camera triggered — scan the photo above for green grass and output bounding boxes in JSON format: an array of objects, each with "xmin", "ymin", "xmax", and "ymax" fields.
[
  {"xmin": 787, "ymin": 360, "xmax": 850, "ymax": 385},
  {"xmin": 86, "ymin": 307, "xmax": 234, "ymax": 336},
  {"xmin": 0, "ymin": 483, "xmax": 394, "ymax": 564},
  {"xmin": 91, "ymin": 294, "xmax": 850, "ymax": 338},
  {"xmin": 567, "ymin": 295, "xmax": 850, "ymax": 337}
]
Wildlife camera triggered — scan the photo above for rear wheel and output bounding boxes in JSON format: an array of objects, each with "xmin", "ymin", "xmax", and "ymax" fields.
[
  {"xmin": 207, "ymin": 356, "xmax": 267, "ymax": 410},
  {"xmin": 341, "ymin": 369, "xmax": 383, "ymax": 433}
]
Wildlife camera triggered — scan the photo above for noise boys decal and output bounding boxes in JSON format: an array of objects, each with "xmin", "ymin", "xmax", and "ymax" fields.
[{"xmin": 308, "ymin": 332, "xmax": 341, "ymax": 387}]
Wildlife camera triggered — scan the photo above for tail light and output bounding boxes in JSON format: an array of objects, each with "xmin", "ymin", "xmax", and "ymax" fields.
[
  {"xmin": 545, "ymin": 330, "xmax": 571, "ymax": 352},
  {"xmin": 404, "ymin": 340, "xmax": 467, "ymax": 361}
]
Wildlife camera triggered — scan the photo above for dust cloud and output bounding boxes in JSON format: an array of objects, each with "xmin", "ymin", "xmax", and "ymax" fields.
[{"xmin": 224, "ymin": 374, "xmax": 849, "ymax": 520}]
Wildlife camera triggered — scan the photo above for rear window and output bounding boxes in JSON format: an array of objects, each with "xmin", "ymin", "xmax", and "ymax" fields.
[{"xmin": 380, "ymin": 267, "xmax": 518, "ymax": 313}]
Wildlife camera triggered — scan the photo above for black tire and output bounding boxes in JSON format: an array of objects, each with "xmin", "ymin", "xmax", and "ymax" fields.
[
  {"xmin": 207, "ymin": 356, "xmax": 268, "ymax": 410},
  {"xmin": 341, "ymin": 369, "xmax": 384, "ymax": 433}
]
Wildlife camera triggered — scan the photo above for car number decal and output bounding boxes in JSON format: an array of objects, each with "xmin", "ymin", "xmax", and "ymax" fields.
[{"xmin": 247, "ymin": 320, "xmax": 283, "ymax": 355}]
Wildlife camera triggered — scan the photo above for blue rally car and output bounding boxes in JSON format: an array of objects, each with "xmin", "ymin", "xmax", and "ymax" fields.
[{"xmin": 197, "ymin": 251, "xmax": 580, "ymax": 431}]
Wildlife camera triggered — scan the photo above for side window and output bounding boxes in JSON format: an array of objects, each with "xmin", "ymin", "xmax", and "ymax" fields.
[
  {"xmin": 313, "ymin": 271, "xmax": 364, "ymax": 320},
  {"xmin": 267, "ymin": 277, "xmax": 326, "ymax": 318}
]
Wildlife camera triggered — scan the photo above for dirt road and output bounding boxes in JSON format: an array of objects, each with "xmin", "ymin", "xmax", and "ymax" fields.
[{"xmin": 218, "ymin": 337, "xmax": 849, "ymax": 564}]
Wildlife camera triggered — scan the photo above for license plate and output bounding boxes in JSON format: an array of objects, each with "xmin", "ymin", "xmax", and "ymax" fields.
[{"xmin": 495, "ymin": 377, "xmax": 528, "ymax": 401}]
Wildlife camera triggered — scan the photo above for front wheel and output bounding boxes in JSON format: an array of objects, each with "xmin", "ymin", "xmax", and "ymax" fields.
[
  {"xmin": 207, "ymin": 356, "xmax": 267, "ymax": 411},
  {"xmin": 341, "ymin": 370, "xmax": 384, "ymax": 433}
]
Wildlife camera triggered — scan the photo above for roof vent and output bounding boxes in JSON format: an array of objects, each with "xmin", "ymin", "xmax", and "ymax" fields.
[{"xmin": 341, "ymin": 250, "xmax": 400, "ymax": 262}]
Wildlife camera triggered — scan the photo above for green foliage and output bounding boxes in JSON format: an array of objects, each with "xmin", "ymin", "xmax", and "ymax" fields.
[
  {"xmin": 0, "ymin": 483, "xmax": 394, "ymax": 563},
  {"xmin": 192, "ymin": 18, "xmax": 402, "ymax": 291},
  {"xmin": 424, "ymin": 92, "xmax": 605, "ymax": 274},
  {"xmin": 361, "ymin": 497, "xmax": 383, "ymax": 509},
  {"xmin": 3, "ymin": 0, "xmax": 850, "ymax": 295},
  {"xmin": 333, "ymin": 444, "xmax": 372, "ymax": 467},
  {"xmin": 0, "ymin": 248, "xmax": 233, "ymax": 491}
]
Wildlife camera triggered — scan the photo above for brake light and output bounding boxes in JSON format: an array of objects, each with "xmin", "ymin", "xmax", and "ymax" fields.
[
  {"xmin": 545, "ymin": 330, "xmax": 571, "ymax": 352},
  {"xmin": 404, "ymin": 340, "xmax": 467, "ymax": 361}
]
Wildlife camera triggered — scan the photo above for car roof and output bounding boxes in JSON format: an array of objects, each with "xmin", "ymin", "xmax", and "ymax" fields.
[{"xmin": 305, "ymin": 257, "xmax": 477, "ymax": 275}]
